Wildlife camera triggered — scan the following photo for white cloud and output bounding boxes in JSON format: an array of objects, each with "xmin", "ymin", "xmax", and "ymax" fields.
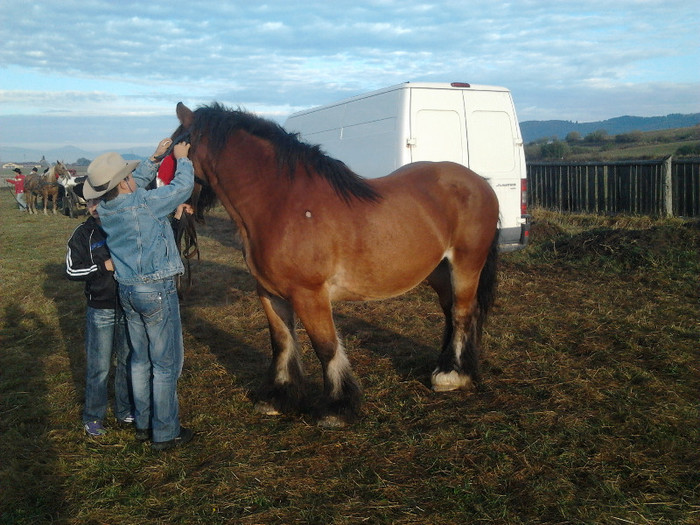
[{"xmin": 0, "ymin": 0, "xmax": 698, "ymax": 148}]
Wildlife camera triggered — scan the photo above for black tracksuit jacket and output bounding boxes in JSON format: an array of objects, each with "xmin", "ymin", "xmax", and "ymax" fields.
[{"xmin": 65, "ymin": 216, "xmax": 118, "ymax": 309}]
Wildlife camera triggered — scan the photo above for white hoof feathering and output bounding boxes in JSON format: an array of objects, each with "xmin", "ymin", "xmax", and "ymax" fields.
[
  {"xmin": 318, "ymin": 415, "xmax": 347, "ymax": 429},
  {"xmin": 431, "ymin": 369, "xmax": 474, "ymax": 392},
  {"xmin": 254, "ymin": 401, "xmax": 282, "ymax": 416}
]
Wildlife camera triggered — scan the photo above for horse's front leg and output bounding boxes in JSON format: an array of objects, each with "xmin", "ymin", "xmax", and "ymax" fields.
[
  {"xmin": 256, "ymin": 285, "xmax": 306, "ymax": 416},
  {"xmin": 293, "ymin": 289, "xmax": 362, "ymax": 428}
]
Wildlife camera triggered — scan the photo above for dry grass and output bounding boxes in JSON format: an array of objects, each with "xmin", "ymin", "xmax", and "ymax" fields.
[{"xmin": 1, "ymin": 191, "xmax": 698, "ymax": 524}]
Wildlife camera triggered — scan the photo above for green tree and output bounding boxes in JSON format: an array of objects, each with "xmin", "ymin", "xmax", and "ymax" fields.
[
  {"xmin": 584, "ymin": 129, "xmax": 609, "ymax": 143},
  {"xmin": 540, "ymin": 140, "xmax": 570, "ymax": 159},
  {"xmin": 675, "ymin": 143, "xmax": 700, "ymax": 156},
  {"xmin": 565, "ymin": 131, "xmax": 581, "ymax": 143}
]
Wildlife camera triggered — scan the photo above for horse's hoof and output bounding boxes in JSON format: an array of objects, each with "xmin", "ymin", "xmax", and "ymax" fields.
[
  {"xmin": 254, "ymin": 401, "xmax": 282, "ymax": 416},
  {"xmin": 317, "ymin": 415, "xmax": 347, "ymax": 429},
  {"xmin": 431, "ymin": 369, "xmax": 474, "ymax": 392}
]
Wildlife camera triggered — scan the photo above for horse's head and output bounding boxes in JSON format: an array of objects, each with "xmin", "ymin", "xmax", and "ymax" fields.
[
  {"xmin": 174, "ymin": 102, "xmax": 217, "ymax": 222},
  {"xmin": 44, "ymin": 165, "xmax": 57, "ymax": 182},
  {"xmin": 55, "ymin": 161, "xmax": 70, "ymax": 179}
]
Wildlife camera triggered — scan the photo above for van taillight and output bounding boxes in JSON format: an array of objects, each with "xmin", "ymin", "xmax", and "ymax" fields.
[
  {"xmin": 521, "ymin": 178, "xmax": 528, "ymax": 215},
  {"xmin": 450, "ymin": 82, "xmax": 471, "ymax": 88}
]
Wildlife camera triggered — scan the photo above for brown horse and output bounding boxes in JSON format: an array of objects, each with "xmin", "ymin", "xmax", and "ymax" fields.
[
  {"xmin": 25, "ymin": 162, "xmax": 68, "ymax": 214},
  {"xmin": 174, "ymin": 102, "xmax": 500, "ymax": 427}
]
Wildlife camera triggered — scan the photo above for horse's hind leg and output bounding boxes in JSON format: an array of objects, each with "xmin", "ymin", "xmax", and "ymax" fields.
[
  {"xmin": 430, "ymin": 259, "xmax": 481, "ymax": 391},
  {"xmin": 426, "ymin": 258, "xmax": 455, "ymax": 361},
  {"xmin": 256, "ymin": 286, "xmax": 306, "ymax": 415},
  {"xmin": 429, "ymin": 238, "xmax": 498, "ymax": 392},
  {"xmin": 293, "ymin": 290, "xmax": 362, "ymax": 428}
]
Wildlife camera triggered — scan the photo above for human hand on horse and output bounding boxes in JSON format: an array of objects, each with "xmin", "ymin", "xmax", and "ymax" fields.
[
  {"xmin": 174, "ymin": 203, "xmax": 194, "ymax": 220},
  {"xmin": 173, "ymin": 141, "xmax": 190, "ymax": 160},
  {"xmin": 150, "ymin": 138, "xmax": 173, "ymax": 162}
]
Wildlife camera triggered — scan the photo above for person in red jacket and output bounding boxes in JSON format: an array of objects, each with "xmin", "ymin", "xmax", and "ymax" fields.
[
  {"xmin": 5, "ymin": 167, "xmax": 27, "ymax": 210},
  {"xmin": 157, "ymin": 153, "xmax": 176, "ymax": 186}
]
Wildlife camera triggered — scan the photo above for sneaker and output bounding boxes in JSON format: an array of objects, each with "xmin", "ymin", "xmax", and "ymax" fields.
[
  {"xmin": 84, "ymin": 420, "xmax": 107, "ymax": 437},
  {"xmin": 119, "ymin": 414, "xmax": 135, "ymax": 424},
  {"xmin": 135, "ymin": 428, "xmax": 151, "ymax": 442},
  {"xmin": 151, "ymin": 427, "xmax": 194, "ymax": 451}
]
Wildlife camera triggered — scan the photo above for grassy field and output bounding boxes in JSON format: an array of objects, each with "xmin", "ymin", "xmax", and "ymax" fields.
[{"xmin": 0, "ymin": 188, "xmax": 698, "ymax": 524}]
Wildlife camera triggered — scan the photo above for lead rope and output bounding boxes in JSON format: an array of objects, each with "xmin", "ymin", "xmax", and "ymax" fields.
[
  {"xmin": 156, "ymin": 130, "xmax": 201, "ymax": 299},
  {"xmin": 153, "ymin": 131, "xmax": 191, "ymax": 162},
  {"xmin": 175, "ymin": 210, "xmax": 199, "ymax": 300}
]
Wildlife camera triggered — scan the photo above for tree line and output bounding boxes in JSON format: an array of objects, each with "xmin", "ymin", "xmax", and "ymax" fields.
[{"xmin": 526, "ymin": 126, "xmax": 700, "ymax": 160}]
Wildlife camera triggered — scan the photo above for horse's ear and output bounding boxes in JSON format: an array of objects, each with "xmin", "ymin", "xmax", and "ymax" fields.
[{"xmin": 176, "ymin": 102, "xmax": 194, "ymax": 127}]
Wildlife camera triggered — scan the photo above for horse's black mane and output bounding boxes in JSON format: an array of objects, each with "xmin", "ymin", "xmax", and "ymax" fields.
[{"xmin": 191, "ymin": 102, "xmax": 381, "ymax": 204}]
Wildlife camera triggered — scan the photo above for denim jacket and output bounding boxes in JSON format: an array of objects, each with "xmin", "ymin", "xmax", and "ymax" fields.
[{"xmin": 97, "ymin": 157, "xmax": 194, "ymax": 285}]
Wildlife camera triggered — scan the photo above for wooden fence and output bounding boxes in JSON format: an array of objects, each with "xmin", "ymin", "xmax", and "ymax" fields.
[{"xmin": 527, "ymin": 157, "xmax": 700, "ymax": 217}]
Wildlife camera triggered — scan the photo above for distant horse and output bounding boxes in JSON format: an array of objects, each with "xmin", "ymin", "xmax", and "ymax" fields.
[
  {"xmin": 25, "ymin": 161, "xmax": 68, "ymax": 214},
  {"xmin": 174, "ymin": 102, "xmax": 500, "ymax": 427}
]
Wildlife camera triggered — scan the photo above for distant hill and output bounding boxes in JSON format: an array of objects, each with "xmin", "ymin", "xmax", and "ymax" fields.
[
  {"xmin": 520, "ymin": 113, "xmax": 700, "ymax": 143},
  {"xmin": 0, "ymin": 145, "xmax": 153, "ymax": 165}
]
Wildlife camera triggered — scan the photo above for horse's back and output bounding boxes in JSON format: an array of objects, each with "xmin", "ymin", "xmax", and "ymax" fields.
[{"xmin": 368, "ymin": 161, "xmax": 498, "ymax": 231}]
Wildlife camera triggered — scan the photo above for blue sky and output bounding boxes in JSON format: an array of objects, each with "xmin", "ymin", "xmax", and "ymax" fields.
[{"xmin": 1, "ymin": 0, "xmax": 698, "ymax": 152}]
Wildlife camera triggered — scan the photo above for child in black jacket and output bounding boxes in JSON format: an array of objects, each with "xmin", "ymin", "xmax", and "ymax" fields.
[{"xmin": 65, "ymin": 184, "xmax": 134, "ymax": 437}]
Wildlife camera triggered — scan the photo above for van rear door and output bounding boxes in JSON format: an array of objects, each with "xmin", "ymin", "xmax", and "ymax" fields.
[
  {"xmin": 461, "ymin": 88, "xmax": 526, "ymax": 247},
  {"xmin": 408, "ymin": 87, "xmax": 467, "ymax": 166},
  {"xmin": 409, "ymin": 86, "xmax": 526, "ymax": 248}
]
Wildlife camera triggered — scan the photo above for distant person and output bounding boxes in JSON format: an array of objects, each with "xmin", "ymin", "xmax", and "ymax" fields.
[
  {"xmin": 5, "ymin": 167, "xmax": 26, "ymax": 211},
  {"xmin": 65, "ymin": 183, "xmax": 135, "ymax": 437},
  {"xmin": 83, "ymin": 139, "xmax": 194, "ymax": 451}
]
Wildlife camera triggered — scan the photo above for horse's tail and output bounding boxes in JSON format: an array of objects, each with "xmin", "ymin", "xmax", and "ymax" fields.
[{"xmin": 475, "ymin": 230, "xmax": 499, "ymax": 338}]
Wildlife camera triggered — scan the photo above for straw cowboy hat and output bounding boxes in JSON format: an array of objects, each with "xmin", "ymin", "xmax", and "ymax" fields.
[{"xmin": 83, "ymin": 152, "xmax": 140, "ymax": 200}]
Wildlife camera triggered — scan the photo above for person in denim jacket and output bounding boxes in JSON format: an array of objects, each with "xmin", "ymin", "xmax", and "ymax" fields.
[{"xmin": 83, "ymin": 139, "xmax": 194, "ymax": 451}]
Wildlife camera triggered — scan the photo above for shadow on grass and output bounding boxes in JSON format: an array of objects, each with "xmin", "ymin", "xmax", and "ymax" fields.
[
  {"xmin": 178, "ymin": 259, "xmax": 257, "ymax": 307},
  {"xmin": 43, "ymin": 262, "xmax": 87, "ymax": 401},
  {"xmin": 0, "ymin": 302, "xmax": 66, "ymax": 523},
  {"xmin": 335, "ymin": 311, "xmax": 439, "ymax": 384},
  {"xmin": 197, "ymin": 214, "xmax": 243, "ymax": 251}
]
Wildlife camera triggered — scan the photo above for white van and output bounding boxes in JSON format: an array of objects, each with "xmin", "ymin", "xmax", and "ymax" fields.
[{"xmin": 283, "ymin": 82, "xmax": 530, "ymax": 251}]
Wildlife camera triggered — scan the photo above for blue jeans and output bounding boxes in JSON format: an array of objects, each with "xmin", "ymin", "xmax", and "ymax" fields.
[
  {"xmin": 119, "ymin": 277, "xmax": 184, "ymax": 442},
  {"xmin": 15, "ymin": 192, "xmax": 27, "ymax": 210},
  {"xmin": 83, "ymin": 306, "xmax": 133, "ymax": 423}
]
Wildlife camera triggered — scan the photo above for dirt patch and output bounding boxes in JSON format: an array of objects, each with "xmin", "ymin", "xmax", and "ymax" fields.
[
  {"xmin": 531, "ymin": 221, "xmax": 700, "ymax": 272},
  {"xmin": 528, "ymin": 219, "xmax": 567, "ymax": 243}
]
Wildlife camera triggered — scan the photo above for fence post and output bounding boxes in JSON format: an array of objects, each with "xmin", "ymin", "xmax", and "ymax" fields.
[{"xmin": 663, "ymin": 155, "xmax": 673, "ymax": 217}]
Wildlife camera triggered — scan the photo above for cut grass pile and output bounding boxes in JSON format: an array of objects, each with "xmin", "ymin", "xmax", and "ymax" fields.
[{"xmin": 0, "ymin": 193, "xmax": 698, "ymax": 524}]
